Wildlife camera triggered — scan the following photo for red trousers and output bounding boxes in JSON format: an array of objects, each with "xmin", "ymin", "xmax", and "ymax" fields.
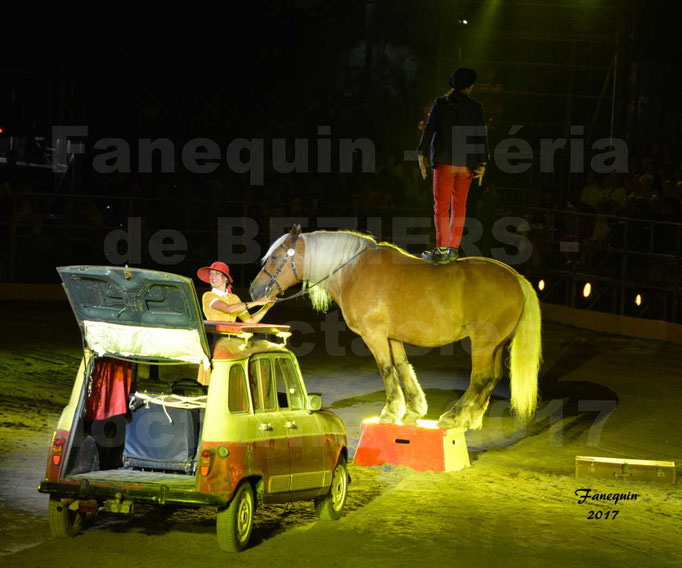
[{"xmin": 432, "ymin": 164, "xmax": 473, "ymax": 248}]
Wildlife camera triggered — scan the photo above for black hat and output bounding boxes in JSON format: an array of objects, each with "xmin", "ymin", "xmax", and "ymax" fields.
[{"xmin": 449, "ymin": 67, "xmax": 477, "ymax": 91}]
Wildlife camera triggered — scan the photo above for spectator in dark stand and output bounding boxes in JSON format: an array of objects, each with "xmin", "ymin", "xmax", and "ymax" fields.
[{"xmin": 578, "ymin": 172, "xmax": 603, "ymax": 211}]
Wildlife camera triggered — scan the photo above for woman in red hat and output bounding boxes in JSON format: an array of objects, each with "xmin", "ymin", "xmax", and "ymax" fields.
[{"xmin": 197, "ymin": 261, "xmax": 272, "ymax": 323}]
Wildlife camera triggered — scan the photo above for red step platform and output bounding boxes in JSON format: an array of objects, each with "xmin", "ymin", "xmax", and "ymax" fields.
[{"xmin": 353, "ymin": 419, "xmax": 470, "ymax": 473}]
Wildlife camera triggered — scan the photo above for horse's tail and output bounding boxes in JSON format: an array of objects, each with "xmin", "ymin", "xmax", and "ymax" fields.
[{"xmin": 509, "ymin": 275, "xmax": 542, "ymax": 420}]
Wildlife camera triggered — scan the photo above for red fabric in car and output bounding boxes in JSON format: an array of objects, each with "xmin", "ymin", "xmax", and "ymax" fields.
[{"xmin": 86, "ymin": 359, "xmax": 133, "ymax": 421}]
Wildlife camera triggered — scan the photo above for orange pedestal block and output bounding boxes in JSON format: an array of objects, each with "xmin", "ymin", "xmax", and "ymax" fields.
[{"xmin": 353, "ymin": 420, "xmax": 470, "ymax": 473}]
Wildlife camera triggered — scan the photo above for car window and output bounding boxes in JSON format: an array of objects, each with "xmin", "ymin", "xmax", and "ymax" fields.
[
  {"xmin": 248, "ymin": 357, "xmax": 276, "ymax": 412},
  {"xmin": 247, "ymin": 359, "xmax": 264, "ymax": 411},
  {"xmin": 275, "ymin": 357, "xmax": 305, "ymax": 410},
  {"xmin": 275, "ymin": 369, "xmax": 289, "ymax": 409},
  {"xmin": 228, "ymin": 365, "xmax": 248, "ymax": 413}
]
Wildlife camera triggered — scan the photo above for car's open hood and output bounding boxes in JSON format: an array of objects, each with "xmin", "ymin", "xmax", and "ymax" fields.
[{"xmin": 57, "ymin": 266, "xmax": 210, "ymax": 366}]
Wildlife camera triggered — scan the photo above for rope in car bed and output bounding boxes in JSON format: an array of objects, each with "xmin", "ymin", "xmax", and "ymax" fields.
[{"xmin": 130, "ymin": 392, "xmax": 208, "ymax": 423}]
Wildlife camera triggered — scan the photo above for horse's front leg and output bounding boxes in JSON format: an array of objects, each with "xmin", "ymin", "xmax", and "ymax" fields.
[
  {"xmin": 389, "ymin": 339, "xmax": 427, "ymax": 423},
  {"xmin": 363, "ymin": 333, "xmax": 405, "ymax": 423}
]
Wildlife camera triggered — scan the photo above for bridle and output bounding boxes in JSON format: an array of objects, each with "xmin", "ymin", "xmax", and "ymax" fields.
[
  {"xmin": 259, "ymin": 234, "xmax": 377, "ymax": 304},
  {"xmin": 260, "ymin": 232, "xmax": 302, "ymax": 298}
]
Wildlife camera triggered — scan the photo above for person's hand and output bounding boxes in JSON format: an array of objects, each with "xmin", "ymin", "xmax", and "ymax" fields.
[
  {"xmin": 473, "ymin": 163, "xmax": 486, "ymax": 186},
  {"xmin": 249, "ymin": 298, "xmax": 274, "ymax": 308},
  {"xmin": 418, "ymin": 155, "xmax": 429, "ymax": 180}
]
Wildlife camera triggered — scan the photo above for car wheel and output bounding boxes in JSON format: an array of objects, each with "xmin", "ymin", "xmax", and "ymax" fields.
[
  {"xmin": 314, "ymin": 455, "xmax": 348, "ymax": 521},
  {"xmin": 216, "ymin": 482, "xmax": 255, "ymax": 552},
  {"xmin": 48, "ymin": 495, "xmax": 84, "ymax": 538}
]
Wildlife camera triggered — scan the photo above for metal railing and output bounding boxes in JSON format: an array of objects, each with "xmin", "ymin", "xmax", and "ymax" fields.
[
  {"xmin": 0, "ymin": 190, "xmax": 435, "ymax": 284},
  {"xmin": 3, "ymin": 191, "xmax": 682, "ymax": 323},
  {"xmin": 522, "ymin": 207, "xmax": 682, "ymax": 323}
]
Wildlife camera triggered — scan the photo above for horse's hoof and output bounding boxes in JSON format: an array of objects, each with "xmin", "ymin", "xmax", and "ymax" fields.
[
  {"xmin": 379, "ymin": 415, "xmax": 397, "ymax": 424},
  {"xmin": 437, "ymin": 411, "xmax": 470, "ymax": 430},
  {"xmin": 437, "ymin": 417, "xmax": 459, "ymax": 429},
  {"xmin": 380, "ymin": 402, "xmax": 405, "ymax": 424},
  {"xmin": 379, "ymin": 410, "xmax": 398, "ymax": 423},
  {"xmin": 437, "ymin": 407, "xmax": 486, "ymax": 430},
  {"xmin": 401, "ymin": 410, "xmax": 422, "ymax": 424}
]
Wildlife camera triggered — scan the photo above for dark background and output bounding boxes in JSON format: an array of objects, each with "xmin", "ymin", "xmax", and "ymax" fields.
[
  {"xmin": 3, "ymin": 1, "xmax": 680, "ymax": 154},
  {"xmin": 2, "ymin": 0, "xmax": 682, "ymax": 320}
]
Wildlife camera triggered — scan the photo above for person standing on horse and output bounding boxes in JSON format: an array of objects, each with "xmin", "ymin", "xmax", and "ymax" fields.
[
  {"xmin": 197, "ymin": 261, "xmax": 272, "ymax": 322},
  {"xmin": 418, "ymin": 67, "xmax": 488, "ymax": 263}
]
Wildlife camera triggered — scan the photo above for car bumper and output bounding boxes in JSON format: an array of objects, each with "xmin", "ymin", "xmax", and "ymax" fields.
[{"xmin": 37, "ymin": 479, "xmax": 228, "ymax": 508}]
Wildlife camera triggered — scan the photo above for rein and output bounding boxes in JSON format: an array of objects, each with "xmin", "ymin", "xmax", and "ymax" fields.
[{"xmin": 267, "ymin": 243, "xmax": 376, "ymax": 304}]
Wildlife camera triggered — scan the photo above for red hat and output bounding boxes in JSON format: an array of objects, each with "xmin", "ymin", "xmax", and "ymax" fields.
[{"xmin": 197, "ymin": 261, "xmax": 233, "ymax": 286}]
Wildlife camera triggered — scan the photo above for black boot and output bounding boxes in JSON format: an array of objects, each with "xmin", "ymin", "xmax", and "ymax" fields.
[
  {"xmin": 444, "ymin": 247, "xmax": 459, "ymax": 262},
  {"xmin": 421, "ymin": 247, "xmax": 448, "ymax": 262}
]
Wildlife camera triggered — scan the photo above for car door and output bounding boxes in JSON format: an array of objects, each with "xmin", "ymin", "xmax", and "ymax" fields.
[
  {"xmin": 273, "ymin": 355, "xmax": 326, "ymax": 491},
  {"xmin": 248, "ymin": 355, "xmax": 291, "ymax": 494}
]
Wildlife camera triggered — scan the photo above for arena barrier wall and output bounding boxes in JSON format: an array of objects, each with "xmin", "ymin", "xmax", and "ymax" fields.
[
  {"xmin": 540, "ymin": 303, "xmax": 682, "ymax": 346},
  {"xmin": 2, "ymin": 284, "xmax": 682, "ymax": 346}
]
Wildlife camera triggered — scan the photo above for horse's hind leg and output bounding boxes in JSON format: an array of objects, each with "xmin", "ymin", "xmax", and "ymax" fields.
[
  {"xmin": 363, "ymin": 333, "xmax": 405, "ymax": 423},
  {"xmin": 390, "ymin": 339, "xmax": 427, "ymax": 423},
  {"xmin": 438, "ymin": 340, "xmax": 504, "ymax": 430}
]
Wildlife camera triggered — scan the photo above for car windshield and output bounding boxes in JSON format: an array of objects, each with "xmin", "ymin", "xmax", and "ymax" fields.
[{"xmin": 274, "ymin": 357, "xmax": 305, "ymax": 410}]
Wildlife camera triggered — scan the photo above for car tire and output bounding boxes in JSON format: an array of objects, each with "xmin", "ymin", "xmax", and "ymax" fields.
[
  {"xmin": 216, "ymin": 482, "xmax": 255, "ymax": 552},
  {"xmin": 314, "ymin": 455, "xmax": 348, "ymax": 521},
  {"xmin": 48, "ymin": 495, "xmax": 84, "ymax": 538}
]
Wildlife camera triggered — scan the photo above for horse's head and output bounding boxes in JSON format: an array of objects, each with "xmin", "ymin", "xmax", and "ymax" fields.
[{"xmin": 250, "ymin": 224, "xmax": 305, "ymax": 301}]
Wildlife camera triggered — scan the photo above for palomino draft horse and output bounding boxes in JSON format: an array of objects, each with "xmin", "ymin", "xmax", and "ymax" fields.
[{"xmin": 250, "ymin": 226, "xmax": 542, "ymax": 430}]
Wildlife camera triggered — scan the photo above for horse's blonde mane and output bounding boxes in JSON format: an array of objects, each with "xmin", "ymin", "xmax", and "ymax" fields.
[
  {"xmin": 263, "ymin": 230, "xmax": 415, "ymax": 312},
  {"xmin": 302, "ymin": 231, "xmax": 377, "ymax": 312}
]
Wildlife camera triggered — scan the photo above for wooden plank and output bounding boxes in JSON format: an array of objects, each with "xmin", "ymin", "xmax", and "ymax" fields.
[
  {"xmin": 576, "ymin": 455, "xmax": 676, "ymax": 484},
  {"xmin": 204, "ymin": 321, "xmax": 290, "ymax": 335}
]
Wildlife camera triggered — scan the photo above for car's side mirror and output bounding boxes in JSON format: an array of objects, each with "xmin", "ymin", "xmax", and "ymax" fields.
[{"xmin": 307, "ymin": 394, "xmax": 322, "ymax": 411}]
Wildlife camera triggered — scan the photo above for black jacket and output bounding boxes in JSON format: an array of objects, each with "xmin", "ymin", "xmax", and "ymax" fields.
[{"xmin": 417, "ymin": 94, "xmax": 488, "ymax": 171}]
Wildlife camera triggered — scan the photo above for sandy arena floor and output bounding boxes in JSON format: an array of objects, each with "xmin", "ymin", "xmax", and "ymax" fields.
[{"xmin": 0, "ymin": 301, "xmax": 680, "ymax": 567}]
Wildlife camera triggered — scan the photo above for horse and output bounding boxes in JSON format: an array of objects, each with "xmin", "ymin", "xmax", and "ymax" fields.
[{"xmin": 250, "ymin": 225, "xmax": 542, "ymax": 430}]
